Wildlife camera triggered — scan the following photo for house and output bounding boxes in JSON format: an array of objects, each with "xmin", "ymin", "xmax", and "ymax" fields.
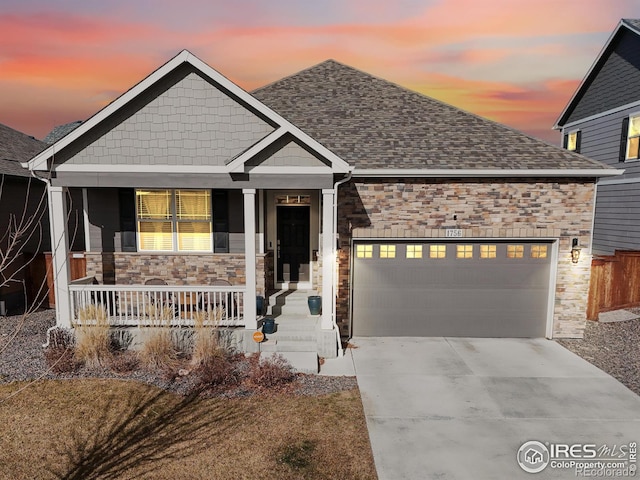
[
  {"xmin": 25, "ymin": 50, "xmax": 619, "ymax": 358},
  {"xmin": 0, "ymin": 123, "xmax": 49, "ymax": 312},
  {"xmin": 554, "ymin": 18, "xmax": 640, "ymax": 314}
]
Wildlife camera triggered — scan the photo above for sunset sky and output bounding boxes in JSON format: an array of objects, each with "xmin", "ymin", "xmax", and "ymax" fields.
[{"xmin": 0, "ymin": 0, "xmax": 636, "ymax": 145}]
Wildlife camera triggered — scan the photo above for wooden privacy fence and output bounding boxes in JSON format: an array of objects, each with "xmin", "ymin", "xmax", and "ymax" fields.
[
  {"xmin": 587, "ymin": 251, "xmax": 640, "ymax": 320},
  {"xmin": 44, "ymin": 252, "xmax": 87, "ymax": 307}
]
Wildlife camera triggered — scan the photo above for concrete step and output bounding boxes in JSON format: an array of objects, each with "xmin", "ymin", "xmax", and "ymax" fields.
[
  {"xmin": 260, "ymin": 351, "xmax": 318, "ymax": 374},
  {"xmin": 258, "ymin": 338, "xmax": 317, "ymax": 353},
  {"xmin": 265, "ymin": 290, "xmax": 318, "ymax": 317},
  {"xmin": 264, "ymin": 316, "xmax": 318, "ymax": 331}
]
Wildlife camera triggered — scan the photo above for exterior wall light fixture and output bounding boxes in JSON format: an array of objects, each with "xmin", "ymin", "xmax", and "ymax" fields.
[{"xmin": 571, "ymin": 238, "xmax": 581, "ymax": 264}]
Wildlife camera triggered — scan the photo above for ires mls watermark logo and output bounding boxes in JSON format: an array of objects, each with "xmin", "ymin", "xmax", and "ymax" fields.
[{"xmin": 517, "ymin": 440, "xmax": 637, "ymax": 476}]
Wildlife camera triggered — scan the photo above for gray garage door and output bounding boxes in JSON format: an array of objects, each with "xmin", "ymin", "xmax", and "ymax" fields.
[{"xmin": 352, "ymin": 241, "xmax": 552, "ymax": 337}]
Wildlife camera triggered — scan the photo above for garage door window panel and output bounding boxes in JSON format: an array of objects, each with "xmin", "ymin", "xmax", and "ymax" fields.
[
  {"xmin": 456, "ymin": 245, "xmax": 473, "ymax": 259},
  {"xmin": 380, "ymin": 245, "xmax": 396, "ymax": 258},
  {"xmin": 507, "ymin": 245, "xmax": 524, "ymax": 258},
  {"xmin": 531, "ymin": 245, "xmax": 548, "ymax": 258},
  {"xmin": 356, "ymin": 244, "xmax": 373, "ymax": 258},
  {"xmin": 406, "ymin": 245, "xmax": 423, "ymax": 258},
  {"xmin": 430, "ymin": 245, "xmax": 447, "ymax": 259}
]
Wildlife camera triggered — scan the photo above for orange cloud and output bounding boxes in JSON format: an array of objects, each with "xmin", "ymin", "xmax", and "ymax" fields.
[{"xmin": 0, "ymin": 1, "xmax": 632, "ymax": 142}]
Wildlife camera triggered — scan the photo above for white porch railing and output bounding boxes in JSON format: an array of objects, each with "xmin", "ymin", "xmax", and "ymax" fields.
[{"xmin": 69, "ymin": 277, "xmax": 246, "ymax": 327}]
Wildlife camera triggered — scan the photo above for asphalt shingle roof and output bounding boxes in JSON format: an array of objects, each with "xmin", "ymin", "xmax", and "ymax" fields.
[
  {"xmin": 0, "ymin": 123, "xmax": 47, "ymax": 177},
  {"xmin": 43, "ymin": 120, "xmax": 83, "ymax": 144},
  {"xmin": 253, "ymin": 60, "xmax": 609, "ymax": 171}
]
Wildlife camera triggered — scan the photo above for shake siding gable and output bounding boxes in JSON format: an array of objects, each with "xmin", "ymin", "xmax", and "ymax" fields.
[{"xmin": 62, "ymin": 71, "xmax": 274, "ymax": 168}]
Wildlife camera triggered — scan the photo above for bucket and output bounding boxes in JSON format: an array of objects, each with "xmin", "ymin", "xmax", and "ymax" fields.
[
  {"xmin": 262, "ymin": 317, "xmax": 276, "ymax": 334},
  {"xmin": 307, "ymin": 295, "xmax": 322, "ymax": 315}
]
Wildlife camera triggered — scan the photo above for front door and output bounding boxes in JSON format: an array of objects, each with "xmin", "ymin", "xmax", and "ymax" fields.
[{"xmin": 277, "ymin": 206, "xmax": 310, "ymax": 283}]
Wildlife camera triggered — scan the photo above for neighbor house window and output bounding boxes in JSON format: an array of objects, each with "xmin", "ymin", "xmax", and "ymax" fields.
[
  {"xmin": 356, "ymin": 244, "xmax": 373, "ymax": 258},
  {"xmin": 480, "ymin": 245, "xmax": 497, "ymax": 259},
  {"xmin": 429, "ymin": 245, "xmax": 446, "ymax": 259},
  {"xmin": 380, "ymin": 245, "xmax": 396, "ymax": 258},
  {"xmin": 136, "ymin": 189, "xmax": 212, "ymax": 252},
  {"xmin": 566, "ymin": 130, "xmax": 581, "ymax": 153},
  {"xmin": 406, "ymin": 245, "xmax": 423, "ymax": 259},
  {"xmin": 507, "ymin": 245, "xmax": 524, "ymax": 258},
  {"xmin": 626, "ymin": 115, "xmax": 640, "ymax": 160},
  {"xmin": 456, "ymin": 245, "xmax": 473, "ymax": 259}
]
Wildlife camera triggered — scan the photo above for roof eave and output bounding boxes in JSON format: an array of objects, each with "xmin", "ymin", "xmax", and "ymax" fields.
[{"xmin": 351, "ymin": 168, "xmax": 623, "ymax": 178}]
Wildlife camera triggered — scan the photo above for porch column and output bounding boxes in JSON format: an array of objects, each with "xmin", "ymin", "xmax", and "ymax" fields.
[
  {"xmin": 48, "ymin": 186, "xmax": 72, "ymax": 328},
  {"xmin": 243, "ymin": 189, "xmax": 257, "ymax": 329},
  {"xmin": 321, "ymin": 189, "xmax": 335, "ymax": 330}
]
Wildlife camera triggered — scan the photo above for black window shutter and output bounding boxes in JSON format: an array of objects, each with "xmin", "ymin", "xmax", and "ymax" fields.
[
  {"xmin": 118, "ymin": 188, "xmax": 137, "ymax": 252},
  {"xmin": 562, "ymin": 133, "xmax": 568, "ymax": 149},
  {"xmin": 619, "ymin": 117, "xmax": 630, "ymax": 162},
  {"xmin": 212, "ymin": 190, "xmax": 229, "ymax": 253},
  {"xmin": 575, "ymin": 131, "xmax": 582, "ymax": 154}
]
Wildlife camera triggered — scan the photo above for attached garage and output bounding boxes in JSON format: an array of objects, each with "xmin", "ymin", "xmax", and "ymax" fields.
[{"xmin": 351, "ymin": 240, "xmax": 554, "ymax": 337}]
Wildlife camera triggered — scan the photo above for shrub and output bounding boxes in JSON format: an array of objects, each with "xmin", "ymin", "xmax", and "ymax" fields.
[
  {"xmin": 194, "ymin": 351, "xmax": 241, "ymax": 390},
  {"xmin": 74, "ymin": 304, "xmax": 112, "ymax": 370},
  {"xmin": 107, "ymin": 351, "xmax": 140, "ymax": 373},
  {"xmin": 44, "ymin": 328, "xmax": 78, "ymax": 373},
  {"xmin": 249, "ymin": 354, "xmax": 296, "ymax": 388}
]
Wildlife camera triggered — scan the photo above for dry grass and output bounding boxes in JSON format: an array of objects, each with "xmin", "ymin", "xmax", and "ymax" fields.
[
  {"xmin": 0, "ymin": 379, "xmax": 377, "ymax": 480},
  {"xmin": 139, "ymin": 306, "xmax": 177, "ymax": 371},
  {"xmin": 74, "ymin": 305, "xmax": 112, "ymax": 369},
  {"xmin": 191, "ymin": 307, "xmax": 225, "ymax": 368}
]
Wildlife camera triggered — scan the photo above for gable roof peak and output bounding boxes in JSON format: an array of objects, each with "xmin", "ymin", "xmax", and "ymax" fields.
[{"xmin": 622, "ymin": 18, "xmax": 640, "ymax": 33}]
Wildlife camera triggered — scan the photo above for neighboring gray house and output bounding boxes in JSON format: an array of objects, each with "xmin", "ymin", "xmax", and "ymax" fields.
[
  {"xmin": 25, "ymin": 51, "xmax": 618, "ymax": 360},
  {"xmin": 555, "ymin": 18, "xmax": 640, "ymax": 255},
  {"xmin": 0, "ymin": 123, "xmax": 49, "ymax": 311}
]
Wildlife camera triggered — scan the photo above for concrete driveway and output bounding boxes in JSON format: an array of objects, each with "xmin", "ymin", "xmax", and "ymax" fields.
[{"xmin": 351, "ymin": 337, "xmax": 640, "ymax": 479}]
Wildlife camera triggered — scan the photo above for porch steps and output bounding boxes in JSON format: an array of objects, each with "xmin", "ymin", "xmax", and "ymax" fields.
[{"xmin": 258, "ymin": 290, "xmax": 320, "ymax": 373}]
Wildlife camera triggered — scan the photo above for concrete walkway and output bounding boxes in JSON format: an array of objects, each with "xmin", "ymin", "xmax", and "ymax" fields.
[{"xmin": 351, "ymin": 337, "xmax": 640, "ymax": 480}]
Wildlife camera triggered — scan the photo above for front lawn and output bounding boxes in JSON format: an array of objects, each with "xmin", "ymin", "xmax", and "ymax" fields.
[{"xmin": 0, "ymin": 379, "xmax": 377, "ymax": 480}]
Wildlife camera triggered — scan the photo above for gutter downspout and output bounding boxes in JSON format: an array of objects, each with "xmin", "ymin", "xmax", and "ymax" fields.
[
  {"xmin": 332, "ymin": 172, "xmax": 352, "ymax": 358},
  {"xmin": 30, "ymin": 168, "xmax": 59, "ymax": 348}
]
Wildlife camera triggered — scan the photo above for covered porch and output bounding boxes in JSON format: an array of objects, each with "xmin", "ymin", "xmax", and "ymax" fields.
[{"xmin": 47, "ymin": 184, "xmax": 343, "ymax": 356}]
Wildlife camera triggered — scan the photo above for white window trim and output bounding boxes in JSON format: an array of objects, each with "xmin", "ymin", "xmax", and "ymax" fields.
[{"xmin": 136, "ymin": 189, "xmax": 213, "ymax": 253}]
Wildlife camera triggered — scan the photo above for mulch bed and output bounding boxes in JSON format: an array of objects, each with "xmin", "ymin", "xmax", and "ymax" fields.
[
  {"xmin": 556, "ymin": 316, "xmax": 640, "ymax": 396},
  {"xmin": 0, "ymin": 309, "xmax": 357, "ymax": 397}
]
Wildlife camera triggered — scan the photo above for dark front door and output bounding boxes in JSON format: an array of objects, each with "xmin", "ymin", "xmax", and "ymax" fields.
[{"xmin": 277, "ymin": 206, "xmax": 310, "ymax": 283}]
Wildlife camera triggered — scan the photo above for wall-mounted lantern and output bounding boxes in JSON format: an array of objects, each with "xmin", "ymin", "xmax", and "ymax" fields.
[{"xmin": 571, "ymin": 238, "xmax": 581, "ymax": 264}]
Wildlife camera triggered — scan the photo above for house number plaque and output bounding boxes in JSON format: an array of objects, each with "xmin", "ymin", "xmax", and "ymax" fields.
[{"xmin": 445, "ymin": 229, "xmax": 463, "ymax": 238}]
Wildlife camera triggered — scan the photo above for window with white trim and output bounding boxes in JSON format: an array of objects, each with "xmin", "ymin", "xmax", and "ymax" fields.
[
  {"xmin": 626, "ymin": 115, "xmax": 640, "ymax": 160},
  {"xmin": 136, "ymin": 189, "xmax": 212, "ymax": 252}
]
